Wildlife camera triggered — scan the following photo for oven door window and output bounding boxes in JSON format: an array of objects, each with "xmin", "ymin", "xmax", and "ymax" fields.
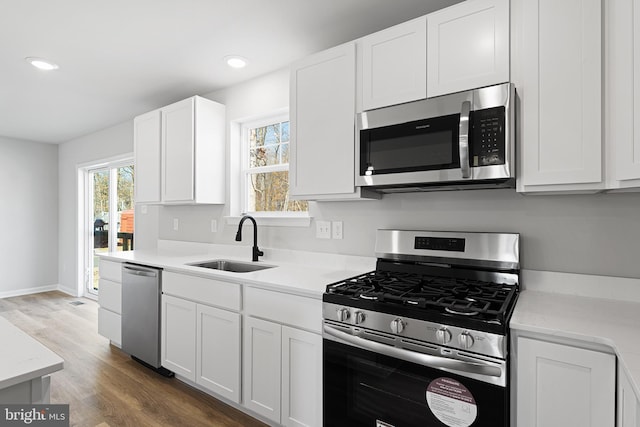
[
  {"xmin": 324, "ymin": 339, "xmax": 507, "ymax": 427},
  {"xmin": 360, "ymin": 113, "xmax": 460, "ymax": 176}
]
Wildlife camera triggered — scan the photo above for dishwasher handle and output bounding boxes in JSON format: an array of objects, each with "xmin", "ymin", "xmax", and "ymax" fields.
[{"xmin": 123, "ymin": 264, "xmax": 159, "ymax": 278}]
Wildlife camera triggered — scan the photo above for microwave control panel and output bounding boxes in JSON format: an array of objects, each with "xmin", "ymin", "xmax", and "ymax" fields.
[{"xmin": 471, "ymin": 106, "xmax": 506, "ymax": 167}]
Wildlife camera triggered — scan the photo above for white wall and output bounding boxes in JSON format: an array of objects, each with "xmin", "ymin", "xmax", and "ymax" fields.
[{"xmin": 0, "ymin": 137, "xmax": 58, "ymax": 297}]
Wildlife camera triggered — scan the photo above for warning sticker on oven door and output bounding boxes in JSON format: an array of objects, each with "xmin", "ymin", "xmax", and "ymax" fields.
[{"xmin": 426, "ymin": 377, "xmax": 478, "ymax": 427}]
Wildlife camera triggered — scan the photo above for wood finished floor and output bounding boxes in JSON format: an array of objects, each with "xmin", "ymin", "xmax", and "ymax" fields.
[{"xmin": 0, "ymin": 291, "xmax": 268, "ymax": 427}]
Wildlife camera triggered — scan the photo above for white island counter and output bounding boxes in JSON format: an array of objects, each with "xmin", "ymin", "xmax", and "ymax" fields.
[{"xmin": 0, "ymin": 317, "xmax": 64, "ymax": 403}]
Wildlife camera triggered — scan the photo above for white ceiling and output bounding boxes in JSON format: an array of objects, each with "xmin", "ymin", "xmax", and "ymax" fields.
[{"xmin": 1, "ymin": 0, "xmax": 460, "ymax": 144}]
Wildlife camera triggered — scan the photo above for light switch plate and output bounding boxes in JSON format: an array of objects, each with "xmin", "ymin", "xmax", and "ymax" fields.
[
  {"xmin": 211, "ymin": 219, "xmax": 217, "ymax": 232},
  {"xmin": 173, "ymin": 218, "xmax": 179, "ymax": 231},
  {"xmin": 316, "ymin": 221, "xmax": 331, "ymax": 239}
]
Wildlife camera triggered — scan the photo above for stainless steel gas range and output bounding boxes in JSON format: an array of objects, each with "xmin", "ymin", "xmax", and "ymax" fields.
[{"xmin": 322, "ymin": 230, "xmax": 520, "ymax": 427}]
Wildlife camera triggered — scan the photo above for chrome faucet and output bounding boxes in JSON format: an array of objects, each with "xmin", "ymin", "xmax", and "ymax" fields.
[{"xmin": 235, "ymin": 215, "xmax": 264, "ymax": 262}]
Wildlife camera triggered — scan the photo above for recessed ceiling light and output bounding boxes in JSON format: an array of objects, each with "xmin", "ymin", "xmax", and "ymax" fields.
[
  {"xmin": 25, "ymin": 57, "xmax": 59, "ymax": 71},
  {"xmin": 225, "ymin": 55, "xmax": 248, "ymax": 69}
]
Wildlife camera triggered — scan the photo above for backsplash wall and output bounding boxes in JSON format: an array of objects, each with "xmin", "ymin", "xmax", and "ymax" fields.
[{"xmin": 155, "ymin": 188, "xmax": 640, "ymax": 279}]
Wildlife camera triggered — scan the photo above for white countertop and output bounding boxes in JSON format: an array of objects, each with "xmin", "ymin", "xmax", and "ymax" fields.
[
  {"xmin": 99, "ymin": 241, "xmax": 376, "ymax": 299},
  {"xmin": 0, "ymin": 317, "xmax": 64, "ymax": 389},
  {"xmin": 511, "ymin": 288, "xmax": 640, "ymax": 399}
]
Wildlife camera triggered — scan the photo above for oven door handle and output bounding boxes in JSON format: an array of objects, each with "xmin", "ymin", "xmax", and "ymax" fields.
[
  {"xmin": 324, "ymin": 325, "xmax": 503, "ymax": 378},
  {"xmin": 459, "ymin": 100, "xmax": 471, "ymax": 179}
]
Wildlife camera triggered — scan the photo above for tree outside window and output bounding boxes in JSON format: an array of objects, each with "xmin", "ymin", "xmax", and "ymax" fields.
[{"xmin": 244, "ymin": 119, "xmax": 308, "ymax": 213}]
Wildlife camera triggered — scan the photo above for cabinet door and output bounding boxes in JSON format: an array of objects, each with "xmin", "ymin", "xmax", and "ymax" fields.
[
  {"xmin": 427, "ymin": 0, "xmax": 509, "ymax": 97},
  {"xmin": 243, "ymin": 316, "xmax": 281, "ymax": 423},
  {"xmin": 361, "ymin": 16, "xmax": 427, "ymax": 110},
  {"xmin": 161, "ymin": 295, "xmax": 196, "ymax": 381},
  {"xmin": 98, "ymin": 307, "xmax": 121, "ymax": 346},
  {"xmin": 516, "ymin": 0, "xmax": 602, "ymax": 190},
  {"xmin": 608, "ymin": 0, "xmax": 640, "ymax": 186},
  {"xmin": 617, "ymin": 364, "xmax": 640, "ymax": 427},
  {"xmin": 134, "ymin": 109, "xmax": 161, "ymax": 203},
  {"xmin": 162, "ymin": 98, "xmax": 195, "ymax": 203},
  {"xmin": 289, "ymin": 43, "xmax": 357, "ymax": 199},
  {"xmin": 517, "ymin": 337, "xmax": 615, "ymax": 427},
  {"xmin": 196, "ymin": 305, "xmax": 241, "ymax": 403},
  {"xmin": 281, "ymin": 327, "xmax": 322, "ymax": 427}
]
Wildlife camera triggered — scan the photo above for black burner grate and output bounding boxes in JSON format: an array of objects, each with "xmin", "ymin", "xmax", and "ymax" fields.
[{"xmin": 326, "ymin": 270, "xmax": 517, "ymax": 325}]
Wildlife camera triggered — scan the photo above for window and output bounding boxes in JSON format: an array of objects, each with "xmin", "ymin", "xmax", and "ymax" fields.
[{"xmin": 241, "ymin": 115, "xmax": 308, "ymax": 215}]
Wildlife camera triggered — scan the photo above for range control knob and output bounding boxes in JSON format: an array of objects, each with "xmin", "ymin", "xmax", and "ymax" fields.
[
  {"xmin": 354, "ymin": 311, "xmax": 366, "ymax": 325},
  {"xmin": 336, "ymin": 308, "xmax": 350, "ymax": 322},
  {"xmin": 459, "ymin": 332, "xmax": 475, "ymax": 349},
  {"xmin": 390, "ymin": 318, "xmax": 406, "ymax": 334},
  {"xmin": 436, "ymin": 327, "xmax": 452, "ymax": 344}
]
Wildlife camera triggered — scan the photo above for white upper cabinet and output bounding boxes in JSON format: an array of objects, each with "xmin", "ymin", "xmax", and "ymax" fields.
[
  {"xmin": 134, "ymin": 95, "xmax": 225, "ymax": 204},
  {"xmin": 290, "ymin": 43, "xmax": 378, "ymax": 200},
  {"xmin": 161, "ymin": 96, "xmax": 225, "ymax": 204},
  {"xmin": 134, "ymin": 110, "xmax": 162, "ymax": 203},
  {"xmin": 427, "ymin": 0, "xmax": 509, "ymax": 98},
  {"xmin": 606, "ymin": 0, "xmax": 640, "ymax": 190},
  {"xmin": 360, "ymin": 16, "xmax": 427, "ymax": 111},
  {"xmin": 514, "ymin": 0, "xmax": 603, "ymax": 192}
]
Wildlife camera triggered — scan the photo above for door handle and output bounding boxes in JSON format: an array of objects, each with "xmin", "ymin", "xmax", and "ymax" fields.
[{"xmin": 459, "ymin": 100, "xmax": 471, "ymax": 179}]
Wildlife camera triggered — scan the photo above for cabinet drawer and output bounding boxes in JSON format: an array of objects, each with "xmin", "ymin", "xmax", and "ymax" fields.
[
  {"xmin": 98, "ymin": 308, "xmax": 121, "ymax": 346},
  {"xmin": 163, "ymin": 272, "xmax": 240, "ymax": 311},
  {"xmin": 244, "ymin": 287, "xmax": 322, "ymax": 333},
  {"xmin": 99, "ymin": 260, "xmax": 122, "ymax": 282},
  {"xmin": 98, "ymin": 279, "xmax": 121, "ymax": 314}
]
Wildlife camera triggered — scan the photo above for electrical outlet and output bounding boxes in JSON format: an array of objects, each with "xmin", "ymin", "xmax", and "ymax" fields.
[
  {"xmin": 332, "ymin": 221, "xmax": 343, "ymax": 239},
  {"xmin": 316, "ymin": 220, "xmax": 331, "ymax": 239},
  {"xmin": 173, "ymin": 218, "xmax": 179, "ymax": 231},
  {"xmin": 140, "ymin": 205, "xmax": 148, "ymax": 214},
  {"xmin": 211, "ymin": 219, "xmax": 217, "ymax": 233}
]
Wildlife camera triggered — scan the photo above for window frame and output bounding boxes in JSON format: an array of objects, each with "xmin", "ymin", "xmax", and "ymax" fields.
[{"xmin": 239, "ymin": 112, "xmax": 308, "ymax": 218}]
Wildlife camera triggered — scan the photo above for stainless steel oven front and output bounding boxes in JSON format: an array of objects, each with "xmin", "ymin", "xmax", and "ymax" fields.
[
  {"xmin": 356, "ymin": 83, "xmax": 515, "ymax": 192},
  {"xmin": 323, "ymin": 321, "xmax": 509, "ymax": 427}
]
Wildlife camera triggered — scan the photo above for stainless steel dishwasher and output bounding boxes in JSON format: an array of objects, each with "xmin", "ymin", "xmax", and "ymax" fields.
[{"xmin": 121, "ymin": 263, "xmax": 173, "ymax": 376}]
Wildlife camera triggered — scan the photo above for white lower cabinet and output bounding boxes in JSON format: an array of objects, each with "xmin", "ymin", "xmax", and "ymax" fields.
[
  {"xmin": 243, "ymin": 316, "xmax": 282, "ymax": 422},
  {"xmin": 618, "ymin": 364, "xmax": 640, "ymax": 427},
  {"xmin": 196, "ymin": 304, "xmax": 241, "ymax": 403},
  {"xmin": 243, "ymin": 317, "xmax": 322, "ymax": 427},
  {"xmin": 516, "ymin": 336, "xmax": 616, "ymax": 427},
  {"xmin": 161, "ymin": 295, "xmax": 196, "ymax": 381},
  {"xmin": 161, "ymin": 273, "xmax": 242, "ymax": 404},
  {"xmin": 97, "ymin": 259, "xmax": 123, "ymax": 346},
  {"xmin": 281, "ymin": 326, "xmax": 322, "ymax": 427},
  {"xmin": 243, "ymin": 287, "xmax": 323, "ymax": 427}
]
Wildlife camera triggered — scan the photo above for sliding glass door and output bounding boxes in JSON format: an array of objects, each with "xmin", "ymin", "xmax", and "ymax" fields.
[{"xmin": 85, "ymin": 161, "xmax": 134, "ymax": 295}]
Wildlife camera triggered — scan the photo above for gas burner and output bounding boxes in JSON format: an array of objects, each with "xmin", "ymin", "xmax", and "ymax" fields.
[{"xmin": 325, "ymin": 268, "xmax": 518, "ymax": 330}]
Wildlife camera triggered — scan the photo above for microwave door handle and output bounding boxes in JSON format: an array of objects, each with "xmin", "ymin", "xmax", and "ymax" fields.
[{"xmin": 459, "ymin": 100, "xmax": 471, "ymax": 179}]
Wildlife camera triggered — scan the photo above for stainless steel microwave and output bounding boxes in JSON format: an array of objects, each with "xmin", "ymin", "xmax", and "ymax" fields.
[{"xmin": 356, "ymin": 83, "xmax": 515, "ymax": 193}]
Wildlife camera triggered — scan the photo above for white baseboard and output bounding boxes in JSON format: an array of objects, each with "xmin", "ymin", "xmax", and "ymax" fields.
[
  {"xmin": 57, "ymin": 285, "xmax": 80, "ymax": 297},
  {"xmin": 0, "ymin": 285, "xmax": 59, "ymax": 299}
]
